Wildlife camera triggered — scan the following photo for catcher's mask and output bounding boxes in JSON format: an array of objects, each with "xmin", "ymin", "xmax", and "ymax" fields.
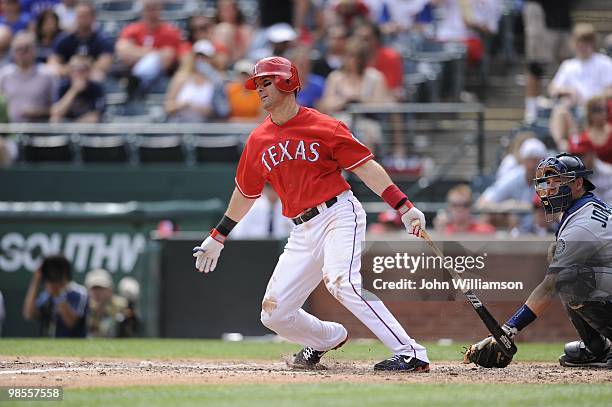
[{"xmin": 534, "ymin": 153, "xmax": 595, "ymax": 221}]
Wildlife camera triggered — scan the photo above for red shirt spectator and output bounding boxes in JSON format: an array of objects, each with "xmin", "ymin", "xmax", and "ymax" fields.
[
  {"xmin": 371, "ymin": 47, "xmax": 403, "ymax": 91},
  {"xmin": 119, "ymin": 22, "xmax": 182, "ymax": 55},
  {"xmin": 574, "ymin": 96, "xmax": 612, "ymax": 164},
  {"xmin": 355, "ymin": 21, "xmax": 403, "ymax": 95}
]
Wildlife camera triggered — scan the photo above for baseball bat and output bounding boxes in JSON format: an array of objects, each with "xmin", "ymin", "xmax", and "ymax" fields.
[{"xmin": 419, "ymin": 230, "xmax": 517, "ymax": 357}]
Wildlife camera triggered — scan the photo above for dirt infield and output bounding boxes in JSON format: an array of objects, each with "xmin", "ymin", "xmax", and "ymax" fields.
[{"xmin": 1, "ymin": 357, "xmax": 611, "ymax": 388}]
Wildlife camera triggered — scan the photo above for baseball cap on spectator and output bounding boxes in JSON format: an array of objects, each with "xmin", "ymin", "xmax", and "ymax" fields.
[
  {"xmin": 519, "ymin": 138, "xmax": 547, "ymax": 160},
  {"xmin": 193, "ymin": 40, "xmax": 216, "ymax": 57},
  {"xmin": 84, "ymin": 268, "xmax": 113, "ymax": 289},
  {"xmin": 568, "ymin": 133, "xmax": 593, "ymax": 155},
  {"xmin": 118, "ymin": 277, "xmax": 140, "ymax": 302},
  {"xmin": 266, "ymin": 23, "xmax": 297, "ymax": 44},
  {"xmin": 234, "ymin": 59, "xmax": 254, "ymax": 75}
]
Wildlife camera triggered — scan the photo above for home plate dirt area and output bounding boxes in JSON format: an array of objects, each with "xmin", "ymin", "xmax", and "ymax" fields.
[{"xmin": 1, "ymin": 357, "xmax": 611, "ymax": 388}]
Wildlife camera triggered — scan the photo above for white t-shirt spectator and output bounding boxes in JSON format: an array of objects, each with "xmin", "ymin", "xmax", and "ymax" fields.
[
  {"xmin": 482, "ymin": 166, "xmax": 534, "ymax": 204},
  {"xmin": 550, "ymin": 53, "xmax": 612, "ymax": 103},
  {"xmin": 435, "ymin": 0, "xmax": 469, "ymax": 41}
]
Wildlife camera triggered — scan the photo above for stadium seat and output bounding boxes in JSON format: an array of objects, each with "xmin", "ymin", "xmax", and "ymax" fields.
[
  {"xmin": 135, "ymin": 134, "xmax": 186, "ymax": 163},
  {"xmin": 20, "ymin": 134, "xmax": 74, "ymax": 163},
  {"xmin": 78, "ymin": 134, "xmax": 132, "ymax": 163},
  {"xmin": 188, "ymin": 134, "xmax": 243, "ymax": 163}
]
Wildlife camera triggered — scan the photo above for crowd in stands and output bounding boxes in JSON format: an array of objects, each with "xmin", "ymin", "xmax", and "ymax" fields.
[
  {"xmin": 0, "ymin": 0, "xmax": 609, "ymax": 238},
  {"xmin": 22, "ymin": 254, "xmax": 140, "ymax": 338},
  {"xmin": 0, "ymin": 0, "xmax": 509, "ymax": 165}
]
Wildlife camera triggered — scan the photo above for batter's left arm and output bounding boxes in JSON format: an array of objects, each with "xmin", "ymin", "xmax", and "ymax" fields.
[
  {"xmin": 351, "ymin": 160, "xmax": 426, "ymax": 236},
  {"xmin": 350, "ymin": 159, "xmax": 394, "ymax": 196}
]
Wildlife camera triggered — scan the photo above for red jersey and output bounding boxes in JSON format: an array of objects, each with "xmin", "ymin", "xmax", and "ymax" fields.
[
  {"xmin": 119, "ymin": 21, "xmax": 183, "ymax": 52},
  {"xmin": 235, "ymin": 107, "xmax": 373, "ymax": 218}
]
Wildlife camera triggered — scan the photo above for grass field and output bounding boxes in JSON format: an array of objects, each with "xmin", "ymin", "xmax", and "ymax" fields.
[
  {"xmin": 0, "ymin": 338, "xmax": 566, "ymax": 361},
  {"xmin": 1, "ymin": 339, "xmax": 611, "ymax": 407}
]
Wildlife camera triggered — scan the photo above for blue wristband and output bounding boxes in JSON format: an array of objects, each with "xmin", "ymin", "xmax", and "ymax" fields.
[{"xmin": 506, "ymin": 304, "xmax": 537, "ymax": 331}]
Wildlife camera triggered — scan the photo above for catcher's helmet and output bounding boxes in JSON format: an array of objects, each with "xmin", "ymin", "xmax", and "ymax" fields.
[
  {"xmin": 244, "ymin": 56, "xmax": 301, "ymax": 93},
  {"xmin": 534, "ymin": 153, "xmax": 595, "ymax": 217}
]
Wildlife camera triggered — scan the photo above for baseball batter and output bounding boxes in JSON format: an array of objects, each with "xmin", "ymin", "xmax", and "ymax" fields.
[
  {"xmin": 193, "ymin": 56, "xmax": 430, "ymax": 372},
  {"xmin": 466, "ymin": 153, "xmax": 612, "ymax": 368}
]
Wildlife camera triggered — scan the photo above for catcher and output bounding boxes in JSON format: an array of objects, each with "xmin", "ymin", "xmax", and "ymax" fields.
[{"xmin": 465, "ymin": 153, "xmax": 612, "ymax": 368}]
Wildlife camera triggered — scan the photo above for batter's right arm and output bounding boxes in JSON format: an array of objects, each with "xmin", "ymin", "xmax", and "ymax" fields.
[{"xmin": 193, "ymin": 188, "xmax": 257, "ymax": 273}]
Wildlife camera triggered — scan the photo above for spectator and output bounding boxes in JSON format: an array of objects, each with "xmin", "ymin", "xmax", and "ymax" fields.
[
  {"xmin": 231, "ymin": 184, "xmax": 294, "ymax": 239},
  {"xmin": 0, "ymin": 25, "xmax": 13, "ymax": 69},
  {"xmin": 434, "ymin": 184, "xmax": 495, "ymax": 235},
  {"xmin": 53, "ymin": 0, "xmax": 77, "ymax": 31},
  {"xmin": 257, "ymin": 22, "xmax": 298, "ymax": 60},
  {"xmin": 212, "ymin": 0, "xmax": 252, "ymax": 65},
  {"xmin": 165, "ymin": 40, "xmax": 226, "ymax": 123},
  {"xmin": 318, "ymin": 38, "xmax": 391, "ymax": 151},
  {"xmin": 50, "ymin": 55, "xmax": 104, "ymax": 122},
  {"xmin": 354, "ymin": 21, "xmax": 403, "ymax": 99},
  {"xmin": 21, "ymin": 0, "xmax": 59, "ymax": 18},
  {"xmin": 226, "ymin": 59, "xmax": 264, "ymax": 122},
  {"xmin": 326, "ymin": 0, "xmax": 370, "ymax": 30},
  {"xmin": 548, "ymin": 24, "xmax": 612, "ymax": 150},
  {"xmin": 311, "ymin": 23, "xmax": 347, "ymax": 78},
  {"xmin": 477, "ymin": 137, "xmax": 548, "ymax": 229},
  {"xmin": 375, "ymin": 0, "xmax": 430, "ymax": 41},
  {"xmin": 116, "ymin": 0, "xmax": 183, "ymax": 97},
  {"xmin": 22, "ymin": 254, "xmax": 88, "ymax": 338},
  {"xmin": 568, "ymin": 131, "xmax": 612, "ymax": 204},
  {"xmin": 496, "ymin": 131, "xmax": 538, "ymax": 180},
  {"xmin": 522, "ymin": 0, "xmax": 573, "ymax": 124},
  {"xmin": 523, "ymin": 194, "xmax": 557, "ymax": 236},
  {"xmin": 49, "ymin": 1, "xmax": 114, "ymax": 82},
  {"xmin": 117, "ymin": 276, "xmax": 141, "ymax": 337},
  {"xmin": 290, "ymin": 46, "xmax": 325, "ymax": 108},
  {"xmin": 0, "ymin": 32, "xmax": 55, "ymax": 122},
  {"xmin": 84, "ymin": 268, "xmax": 130, "ymax": 338},
  {"xmin": 0, "ymin": 289, "xmax": 5, "ymax": 336},
  {"xmin": 572, "ymin": 96, "xmax": 612, "ymax": 164},
  {"xmin": 0, "ymin": 0, "xmax": 31, "ymax": 34},
  {"xmin": 367, "ymin": 208, "xmax": 403, "ymax": 234},
  {"xmin": 186, "ymin": 13, "xmax": 214, "ymax": 45},
  {"xmin": 34, "ymin": 9, "xmax": 62, "ymax": 63}
]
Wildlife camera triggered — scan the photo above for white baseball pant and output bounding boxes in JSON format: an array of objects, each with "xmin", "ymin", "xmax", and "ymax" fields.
[{"xmin": 260, "ymin": 190, "xmax": 429, "ymax": 362}]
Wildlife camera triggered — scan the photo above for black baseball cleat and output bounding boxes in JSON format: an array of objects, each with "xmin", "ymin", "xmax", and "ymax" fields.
[
  {"xmin": 374, "ymin": 355, "xmax": 430, "ymax": 372},
  {"xmin": 291, "ymin": 335, "xmax": 348, "ymax": 370},
  {"xmin": 559, "ymin": 341, "xmax": 612, "ymax": 368}
]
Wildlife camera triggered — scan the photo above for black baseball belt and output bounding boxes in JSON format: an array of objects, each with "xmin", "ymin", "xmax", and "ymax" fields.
[{"xmin": 291, "ymin": 197, "xmax": 338, "ymax": 225}]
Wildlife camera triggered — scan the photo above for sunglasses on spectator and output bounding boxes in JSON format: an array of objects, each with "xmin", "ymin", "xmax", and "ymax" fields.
[
  {"xmin": 449, "ymin": 201, "xmax": 470, "ymax": 208},
  {"xmin": 590, "ymin": 106, "xmax": 606, "ymax": 113}
]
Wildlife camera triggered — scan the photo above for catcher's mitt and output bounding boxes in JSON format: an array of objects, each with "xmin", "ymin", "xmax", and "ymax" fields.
[{"xmin": 463, "ymin": 336, "xmax": 513, "ymax": 368}]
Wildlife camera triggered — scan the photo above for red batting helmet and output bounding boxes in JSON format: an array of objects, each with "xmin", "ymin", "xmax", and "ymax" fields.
[{"xmin": 244, "ymin": 56, "xmax": 301, "ymax": 93}]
